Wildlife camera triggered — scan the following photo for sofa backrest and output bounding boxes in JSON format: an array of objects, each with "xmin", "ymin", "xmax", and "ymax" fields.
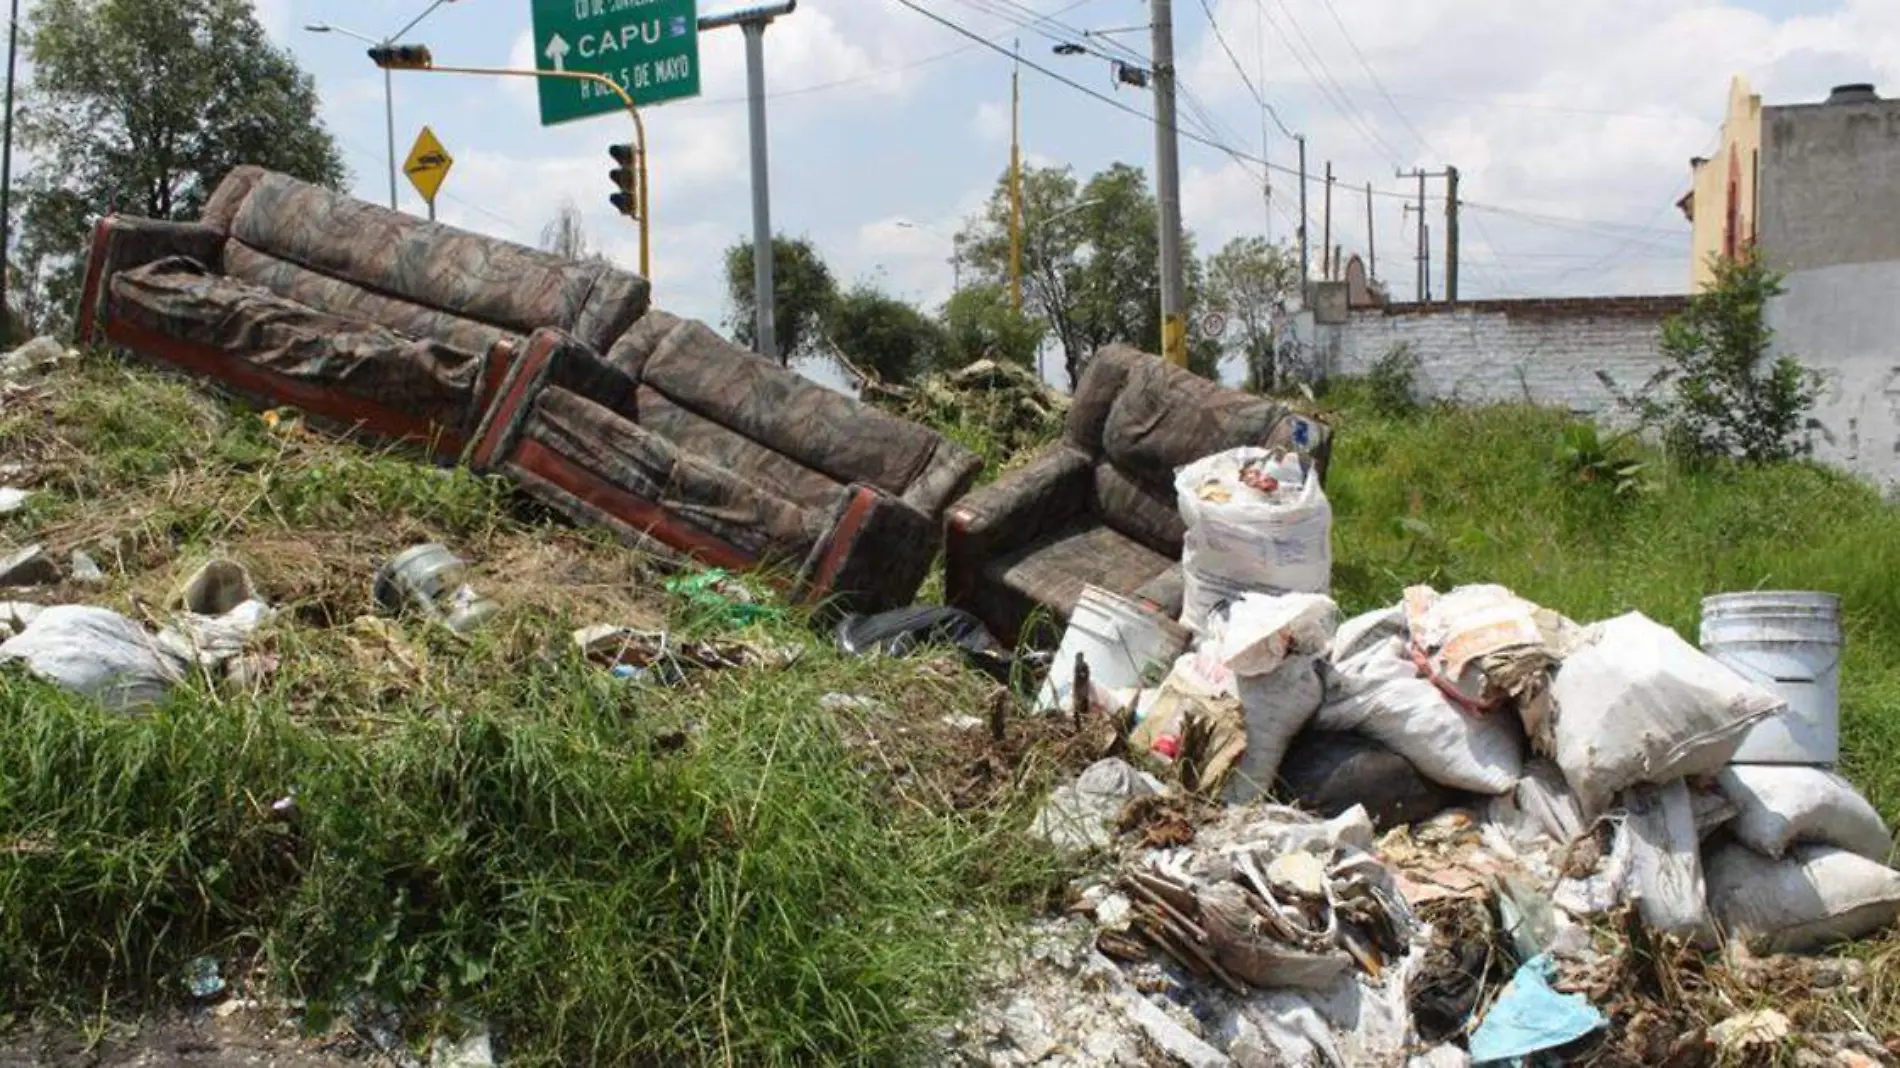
[
  {"xmin": 637, "ymin": 318, "xmax": 977, "ymax": 515},
  {"xmin": 199, "ymin": 167, "xmax": 650, "ymax": 353},
  {"xmin": 1071, "ymin": 344, "xmax": 1331, "ymax": 556}
]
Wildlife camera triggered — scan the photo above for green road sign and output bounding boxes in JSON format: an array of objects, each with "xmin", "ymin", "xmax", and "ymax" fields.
[{"xmin": 531, "ymin": 0, "xmax": 701, "ymax": 126}]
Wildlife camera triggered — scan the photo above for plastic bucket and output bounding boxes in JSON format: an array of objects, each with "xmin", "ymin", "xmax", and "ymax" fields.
[
  {"xmin": 1699, "ymin": 591, "xmax": 1843, "ymax": 766},
  {"xmin": 1036, "ymin": 585, "xmax": 1191, "ymax": 713}
]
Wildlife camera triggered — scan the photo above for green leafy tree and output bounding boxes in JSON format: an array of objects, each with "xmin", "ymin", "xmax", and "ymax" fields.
[
  {"xmin": 1205, "ymin": 236, "xmax": 1300, "ymax": 393},
  {"xmin": 828, "ymin": 285, "xmax": 948, "ymax": 385},
  {"xmin": 724, "ymin": 235, "xmax": 838, "ymax": 365},
  {"xmin": 1638, "ymin": 252, "xmax": 1819, "ymax": 464},
  {"xmin": 958, "ymin": 162, "xmax": 1212, "ymax": 389},
  {"xmin": 18, "ymin": 0, "xmax": 346, "ymax": 335},
  {"xmin": 939, "ymin": 283, "xmax": 1044, "ymax": 369}
]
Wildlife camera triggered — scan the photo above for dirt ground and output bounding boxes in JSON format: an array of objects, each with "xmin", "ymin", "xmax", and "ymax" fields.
[{"xmin": 0, "ymin": 1009, "xmax": 380, "ymax": 1067}]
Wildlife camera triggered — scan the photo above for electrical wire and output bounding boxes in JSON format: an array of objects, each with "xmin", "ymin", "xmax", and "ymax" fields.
[
  {"xmin": 1251, "ymin": 0, "xmax": 1407, "ymax": 163},
  {"xmin": 1192, "ymin": 0, "xmax": 1297, "ymax": 139},
  {"xmin": 887, "ymin": 0, "xmax": 1419, "ymax": 200},
  {"xmin": 1311, "ymin": 0, "xmax": 1437, "ymax": 157}
]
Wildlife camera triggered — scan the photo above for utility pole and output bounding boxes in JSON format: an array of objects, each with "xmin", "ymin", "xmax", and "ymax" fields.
[
  {"xmin": 702, "ymin": 2, "xmax": 798, "ymax": 360},
  {"xmin": 1322, "ymin": 161, "xmax": 1334, "ymax": 281},
  {"xmin": 1, "ymin": 0, "xmax": 18, "ymax": 339},
  {"xmin": 1009, "ymin": 40, "xmax": 1023, "ymax": 312},
  {"xmin": 1444, "ymin": 164, "xmax": 1461, "ymax": 304},
  {"xmin": 1151, "ymin": 0, "xmax": 1188, "ymax": 367},
  {"xmin": 1296, "ymin": 136, "xmax": 1309, "ymax": 291},
  {"xmin": 1365, "ymin": 182, "xmax": 1376, "ymax": 282}
]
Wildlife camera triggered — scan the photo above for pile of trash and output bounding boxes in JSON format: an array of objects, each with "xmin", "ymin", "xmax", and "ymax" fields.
[
  {"xmin": 975, "ymin": 445, "xmax": 1899, "ymax": 1065},
  {"xmin": 860, "ymin": 359, "xmax": 1069, "ymax": 459}
]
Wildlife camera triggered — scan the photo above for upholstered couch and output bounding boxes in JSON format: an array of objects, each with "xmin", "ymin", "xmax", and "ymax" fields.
[
  {"xmin": 79, "ymin": 166, "xmax": 980, "ymax": 613},
  {"xmin": 944, "ymin": 344, "xmax": 1331, "ymax": 644}
]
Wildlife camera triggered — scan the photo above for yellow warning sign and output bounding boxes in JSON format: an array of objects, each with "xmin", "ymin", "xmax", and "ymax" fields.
[{"xmin": 403, "ymin": 126, "xmax": 454, "ymax": 206}]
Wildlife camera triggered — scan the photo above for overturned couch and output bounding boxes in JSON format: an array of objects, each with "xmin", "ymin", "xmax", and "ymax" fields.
[
  {"xmin": 945, "ymin": 345, "xmax": 1331, "ymax": 644},
  {"xmin": 78, "ymin": 166, "xmax": 981, "ymax": 613}
]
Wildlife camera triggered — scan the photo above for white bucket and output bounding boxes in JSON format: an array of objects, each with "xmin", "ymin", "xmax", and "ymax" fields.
[
  {"xmin": 1036, "ymin": 585, "xmax": 1191, "ymax": 713},
  {"xmin": 1699, "ymin": 591, "xmax": 1843, "ymax": 766}
]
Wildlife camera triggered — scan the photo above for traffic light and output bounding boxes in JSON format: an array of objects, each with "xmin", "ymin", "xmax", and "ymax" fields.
[
  {"xmin": 367, "ymin": 44, "xmax": 433, "ymax": 70},
  {"xmin": 608, "ymin": 144, "xmax": 639, "ymax": 218}
]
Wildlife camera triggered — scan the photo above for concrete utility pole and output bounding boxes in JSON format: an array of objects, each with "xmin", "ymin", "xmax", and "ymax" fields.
[
  {"xmin": 1322, "ymin": 161, "xmax": 1334, "ymax": 280},
  {"xmin": 702, "ymin": 2, "xmax": 796, "ymax": 361},
  {"xmin": 1150, "ymin": 0, "xmax": 1188, "ymax": 367},
  {"xmin": 1444, "ymin": 164, "xmax": 1461, "ymax": 304},
  {"xmin": 1010, "ymin": 40, "xmax": 1024, "ymax": 312},
  {"xmin": 1296, "ymin": 136, "xmax": 1309, "ymax": 290}
]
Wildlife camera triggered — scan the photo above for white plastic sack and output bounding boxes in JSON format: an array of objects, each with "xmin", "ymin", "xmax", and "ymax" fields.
[
  {"xmin": 0, "ymin": 605, "xmax": 186, "ymax": 711},
  {"xmin": 1317, "ymin": 635, "xmax": 1524, "ymax": 795},
  {"xmin": 1549, "ymin": 613, "xmax": 1783, "ymax": 816},
  {"xmin": 1706, "ymin": 843, "xmax": 1900, "ymax": 953},
  {"xmin": 1029, "ymin": 758, "xmax": 1163, "ymax": 853},
  {"xmin": 1180, "ymin": 570, "xmax": 1252, "ymax": 637},
  {"xmin": 1223, "ymin": 654, "xmax": 1325, "ymax": 803},
  {"xmin": 1621, "ymin": 780, "xmax": 1711, "ymax": 943},
  {"xmin": 1220, "ymin": 592, "xmax": 1339, "ymax": 676},
  {"xmin": 1175, "ymin": 446, "xmax": 1332, "ymax": 598},
  {"xmin": 1717, "ymin": 765, "xmax": 1893, "ymax": 862},
  {"xmin": 1330, "ymin": 605, "xmax": 1403, "ymax": 664}
]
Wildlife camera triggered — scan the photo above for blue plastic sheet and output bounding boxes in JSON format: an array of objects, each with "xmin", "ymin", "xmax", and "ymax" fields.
[{"xmin": 1469, "ymin": 954, "xmax": 1607, "ymax": 1065}]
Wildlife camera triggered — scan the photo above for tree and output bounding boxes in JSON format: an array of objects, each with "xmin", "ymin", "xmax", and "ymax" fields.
[
  {"xmin": 958, "ymin": 162, "xmax": 1219, "ymax": 389},
  {"xmin": 828, "ymin": 285, "xmax": 948, "ymax": 385},
  {"xmin": 18, "ymin": 0, "xmax": 346, "ymax": 335},
  {"xmin": 1205, "ymin": 237, "xmax": 1301, "ymax": 393},
  {"xmin": 939, "ymin": 284, "xmax": 1044, "ymax": 369},
  {"xmin": 1645, "ymin": 252, "xmax": 1819, "ymax": 464},
  {"xmin": 724, "ymin": 235, "xmax": 838, "ymax": 364},
  {"xmin": 541, "ymin": 202, "xmax": 606, "ymax": 263}
]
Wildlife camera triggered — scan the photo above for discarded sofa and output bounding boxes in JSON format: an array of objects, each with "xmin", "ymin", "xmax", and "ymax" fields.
[
  {"xmin": 78, "ymin": 166, "xmax": 981, "ymax": 613},
  {"xmin": 944, "ymin": 344, "xmax": 1330, "ymax": 644}
]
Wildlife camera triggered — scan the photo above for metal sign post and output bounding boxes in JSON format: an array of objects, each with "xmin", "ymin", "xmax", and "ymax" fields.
[{"xmin": 700, "ymin": 2, "xmax": 795, "ymax": 360}]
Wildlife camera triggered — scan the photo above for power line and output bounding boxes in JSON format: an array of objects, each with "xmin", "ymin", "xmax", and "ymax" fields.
[
  {"xmin": 1252, "ymin": 0, "xmax": 1407, "ymax": 163},
  {"xmin": 1312, "ymin": 0, "xmax": 1436, "ymax": 156},
  {"xmin": 1192, "ymin": 0, "xmax": 1296, "ymax": 139},
  {"xmin": 888, "ymin": 0, "xmax": 1418, "ymax": 200}
]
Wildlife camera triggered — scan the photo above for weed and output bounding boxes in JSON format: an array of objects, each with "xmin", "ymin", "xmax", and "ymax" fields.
[{"xmin": 1365, "ymin": 342, "xmax": 1423, "ymax": 416}]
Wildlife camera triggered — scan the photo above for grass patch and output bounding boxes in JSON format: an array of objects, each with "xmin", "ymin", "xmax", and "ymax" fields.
[{"xmin": 0, "ymin": 353, "xmax": 1072, "ymax": 1064}]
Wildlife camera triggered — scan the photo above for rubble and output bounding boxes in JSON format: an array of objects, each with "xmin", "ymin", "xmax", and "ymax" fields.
[
  {"xmin": 861, "ymin": 358, "xmax": 1069, "ymax": 459},
  {"xmin": 0, "ymin": 544, "xmax": 59, "ymax": 587}
]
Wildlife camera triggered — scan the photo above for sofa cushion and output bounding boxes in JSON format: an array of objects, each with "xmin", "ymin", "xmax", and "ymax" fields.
[
  {"xmin": 985, "ymin": 522, "xmax": 1175, "ymax": 624},
  {"xmin": 218, "ymin": 170, "xmax": 648, "ymax": 349},
  {"xmin": 1064, "ymin": 345, "xmax": 1142, "ymax": 453},
  {"xmin": 107, "ymin": 256, "xmax": 489, "ymax": 441},
  {"xmin": 640, "ymin": 320, "xmax": 948, "ymax": 500},
  {"xmin": 1101, "ymin": 357, "xmax": 1291, "ymax": 488},
  {"xmin": 1093, "ymin": 461, "xmax": 1186, "ymax": 557},
  {"xmin": 526, "ymin": 386, "xmax": 837, "ymax": 562},
  {"xmin": 635, "ymin": 385, "xmax": 844, "ymax": 512},
  {"xmin": 224, "ymin": 241, "xmax": 512, "ymax": 357}
]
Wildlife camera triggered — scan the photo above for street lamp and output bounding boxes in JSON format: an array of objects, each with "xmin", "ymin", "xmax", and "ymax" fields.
[{"xmin": 305, "ymin": 1, "xmax": 461, "ymax": 212}]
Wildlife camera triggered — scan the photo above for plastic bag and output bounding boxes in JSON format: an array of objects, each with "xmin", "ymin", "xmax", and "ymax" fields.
[
  {"xmin": 1549, "ymin": 613, "xmax": 1783, "ymax": 816},
  {"xmin": 1468, "ymin": 954, "xmax": 1607, "ymax": 1063},
  {"xmin": 1706, "ymin": 842, "xmax": 1900, "ymax": 953},
  {"xmin": 1175, "ymin": 446, "xmax": 1332, "ymax": 610},
  {"xmin": 1279, "ymin": 730, "xmax": 1458, "ymax": 831},
  {"xmin": 0, "ymin": 605, "xmax": 187, "ymax": 711},
  {"xmin": 1318, "ymin": 636, "xmax": 1524, "ymax": 795},
  {"xmin": 1717, "ymin": 765, "xmax": 1893, "ymax": 862}
]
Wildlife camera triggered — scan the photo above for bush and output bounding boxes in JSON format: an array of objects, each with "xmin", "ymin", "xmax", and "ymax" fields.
[{"xmin": 1366, "ymin": 342, "xmax": 1422, "ymax": 416}]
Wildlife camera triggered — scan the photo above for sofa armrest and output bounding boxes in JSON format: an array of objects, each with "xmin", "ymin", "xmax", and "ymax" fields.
[
  {"xmin": 946, "ymin": 446, "xmax": 1092, "ymax": 558},
  {"xmin": 77, "ymin": 217, "xmax": 227, "ymax": 344},
  {"xmin": 800, "ymin": 486, "xmax": 940, "ymax": 615},
  {"xmin": 466, "ymin": 327, "xmax": 638, "ymax": 472}
]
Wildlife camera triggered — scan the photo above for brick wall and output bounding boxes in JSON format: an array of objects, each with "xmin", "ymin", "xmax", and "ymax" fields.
[{"xmin": 1319, "ymin": 296, "xmax": 1688, "ymax": 420}]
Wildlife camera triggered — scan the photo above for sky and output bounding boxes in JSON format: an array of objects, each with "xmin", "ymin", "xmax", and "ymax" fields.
[{"xmin": 244, "ymin": 0, "xmax": 1899, "ymax": 336}]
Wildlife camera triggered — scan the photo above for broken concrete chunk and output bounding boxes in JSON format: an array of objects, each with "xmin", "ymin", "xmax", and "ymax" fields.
[
  {"xmin": 1126, "ymin": 996, "xmax": 1231, "ymax": 1068},
  {"xmin": 0, "ymin": 487, "xmax": 29, "ymax": 516},
  {"xmin": 0, "ymin": 545, "xmax": 59, "ymax": 587}
]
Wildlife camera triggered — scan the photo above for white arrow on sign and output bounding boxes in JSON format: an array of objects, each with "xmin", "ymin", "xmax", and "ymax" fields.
[{"xmin": 544, "ymin": 33, "xmax": 570, "ymax": 71}]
